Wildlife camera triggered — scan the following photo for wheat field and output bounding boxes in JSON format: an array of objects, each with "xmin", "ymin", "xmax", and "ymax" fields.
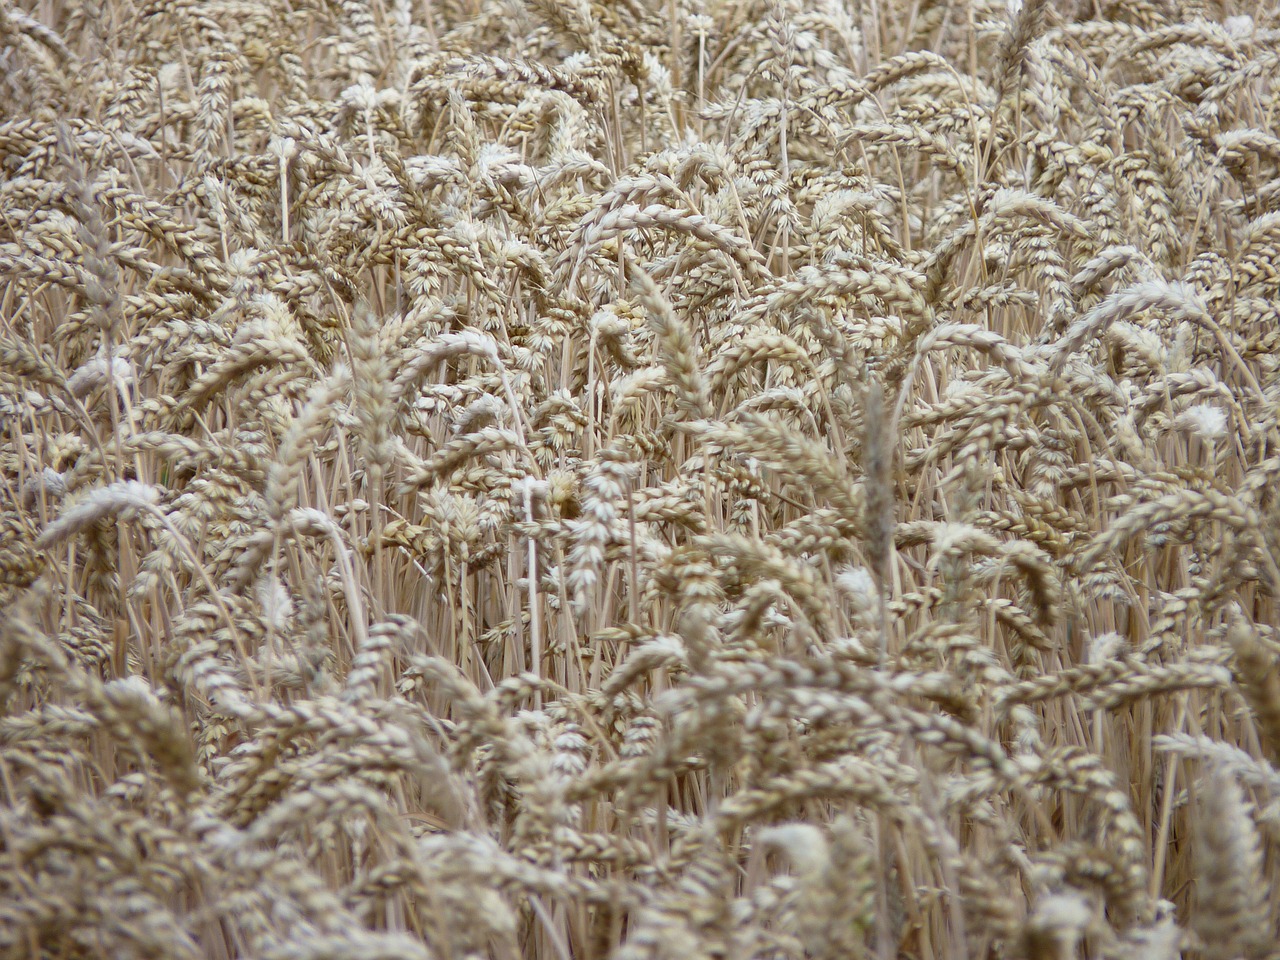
[{"xmin": 2, "ymin": 0, "xmax": 1280, "ymax": 957}]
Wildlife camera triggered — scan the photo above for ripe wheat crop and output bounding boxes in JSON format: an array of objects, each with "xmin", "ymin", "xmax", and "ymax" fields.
[{"xmin": 2, "ymin": 0, "xmax": 1280, "ymax": 958}]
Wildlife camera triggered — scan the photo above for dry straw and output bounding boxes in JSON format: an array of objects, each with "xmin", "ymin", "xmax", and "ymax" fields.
[{"xmin": 3, "ymin": 0, "xmax": 1280, "ymax": 958}]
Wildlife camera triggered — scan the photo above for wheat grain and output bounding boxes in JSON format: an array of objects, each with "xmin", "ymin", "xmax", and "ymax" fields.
[{"xmin": 4, "ymin": 1, "xmax": 1280, "ymax": 957}]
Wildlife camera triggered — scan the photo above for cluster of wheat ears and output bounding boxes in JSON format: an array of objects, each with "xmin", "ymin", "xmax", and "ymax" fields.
[{"xmin": 3, "ymin": 0, "xmax": 1280, "ymax": 957}]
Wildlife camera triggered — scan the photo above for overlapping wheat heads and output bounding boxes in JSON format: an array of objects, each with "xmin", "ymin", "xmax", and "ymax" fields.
[{"xmin": 3, "ymin": 0, "xmax": 1280, "ymax": 958}]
